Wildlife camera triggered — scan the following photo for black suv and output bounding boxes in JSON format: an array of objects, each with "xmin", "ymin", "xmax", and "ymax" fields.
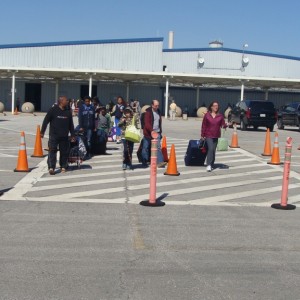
[
  {"xmin": 277, "ymin": 102, "xmax": 300, "ymax": 130},
  {"xmin": 228, "ymin": 100, "xmax": 277, "ymax": 131}
]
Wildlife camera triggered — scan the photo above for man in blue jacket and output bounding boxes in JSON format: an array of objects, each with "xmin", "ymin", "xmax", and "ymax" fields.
[{"xmin": 78, "ymin": 96, "xmax": 96, "ymax": 157}]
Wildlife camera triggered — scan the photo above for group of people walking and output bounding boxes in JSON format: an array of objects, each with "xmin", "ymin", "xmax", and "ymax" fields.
[
  {"xmin": 114, "ymin": 99, "xmax": 166, "ymax": 170},
  {"xmin": 40, "ymin": 94, "xmax": 228, "ymax": 175}
]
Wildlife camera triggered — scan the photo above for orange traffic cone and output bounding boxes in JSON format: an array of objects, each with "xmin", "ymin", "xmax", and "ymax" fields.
[
  {"xmin": 31, "ymin": 125, "xmax": 44, "ymax": 157},
  {"xmin": 164, "ymin": 144, "xmax": 180, "ymax": 176},
  {"xmin": 229, "ymin": 124, "xmax": 240, "ymax": 148},
  {"xmin": 161, "ymin": 136, "xmax": 169, "ymax": 162},
  {"xmin": 268, "ymin": 132, "xmax": 281, "ymax": 165},
  {"xmin": 14, "ymin": 131, "xmax": 30, "ymax": 172},
  {"xmin": 261, "ymin": 128, "xmax": 272, "ymax": 156}
]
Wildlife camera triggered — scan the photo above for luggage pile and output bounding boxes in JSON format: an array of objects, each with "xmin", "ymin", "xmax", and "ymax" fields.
[{"xmin": 68, "ymin": 133, "xmax": 87, "ymax": 168}]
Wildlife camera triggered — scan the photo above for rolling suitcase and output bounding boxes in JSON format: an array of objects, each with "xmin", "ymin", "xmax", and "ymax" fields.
[
  {"xmin": 136, "ymin": 138, "xmax": 151, "ymax": 163},
  {"xmin": 91, "ymin": 131, "xmax": 107, "ymax": 155},
  {"xmin": 184, "ymin": 140, "xmax": 207, "ymax": 166}
]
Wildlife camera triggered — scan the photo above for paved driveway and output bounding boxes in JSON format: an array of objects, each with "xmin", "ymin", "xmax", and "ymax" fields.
[{"xmin": 0, "ymin": 113, "xmax": 299, "ymax": 300}]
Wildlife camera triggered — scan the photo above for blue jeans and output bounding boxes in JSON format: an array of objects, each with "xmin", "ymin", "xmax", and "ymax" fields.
[
  {"xmin": 85, "ymin": 129, "xmax": 93, "ymax": 152},
  {"xmin": 141, "ymin": 134, "xmax": 164, "ymax": 164},
  {"xmin": 115, "ymin": 118, "xmax": 121, "ymax": 136}
]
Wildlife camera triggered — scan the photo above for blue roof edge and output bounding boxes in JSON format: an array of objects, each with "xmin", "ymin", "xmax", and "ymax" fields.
[
  {"xmin": 0, "ymin": 37, "xmax": 164, "ymax": 49},
  {"xmin": 163, "ymin": 47, "xmax": 300, "ymax": 61}
]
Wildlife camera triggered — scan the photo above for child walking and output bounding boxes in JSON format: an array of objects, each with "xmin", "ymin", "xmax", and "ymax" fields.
[{"xmin": 118, "ymin": 107, "xmax": 139, "ymax": 170}]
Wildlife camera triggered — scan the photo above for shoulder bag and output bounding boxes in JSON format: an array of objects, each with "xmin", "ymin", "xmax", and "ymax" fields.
[
  {"xmin": 125, "ymin": 116, "xmax": 141, "ymax": 143},
  {"xmin": 217, "ymin": 128, "xmax": 228, "ymax": 151}
]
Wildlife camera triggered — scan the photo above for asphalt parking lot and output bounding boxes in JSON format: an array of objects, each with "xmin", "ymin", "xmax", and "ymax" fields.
[{"xmin": 0, "ymin": 112, "xmax": 299, "ymax": 300}]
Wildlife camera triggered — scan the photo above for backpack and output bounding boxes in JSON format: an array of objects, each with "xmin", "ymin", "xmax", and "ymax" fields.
[{"xmin": 115, "ymin": 105, "xmax": 124, "ymax": 119}]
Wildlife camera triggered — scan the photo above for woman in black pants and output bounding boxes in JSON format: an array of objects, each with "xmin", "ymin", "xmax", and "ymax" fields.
[{"xmin": 201, "ymin": 101, "xmax": 228, "ymax": 172}]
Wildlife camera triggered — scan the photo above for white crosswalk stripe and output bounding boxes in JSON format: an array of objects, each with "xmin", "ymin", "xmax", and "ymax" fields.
[{"xmin": 1, "ymin": 137, "xmax": 300, "ymax": 207}]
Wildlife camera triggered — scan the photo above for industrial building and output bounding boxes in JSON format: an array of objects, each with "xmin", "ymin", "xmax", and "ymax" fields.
[{"xmin": 1, "ymin": 33, "xmax": 300, "ymax": 115}]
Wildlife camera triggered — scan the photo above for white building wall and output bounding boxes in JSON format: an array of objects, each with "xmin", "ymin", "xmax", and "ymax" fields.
[
  {"xmin": 0, "ymin": 39, "xmax": 163, "ymax": 72},
  {"xmin": 2, "ymin": 39, "xmax": 300, "ymax": 112},
  {"xmin": 163, "ymin": 49, "xmax": 300, "ymax": 79}
]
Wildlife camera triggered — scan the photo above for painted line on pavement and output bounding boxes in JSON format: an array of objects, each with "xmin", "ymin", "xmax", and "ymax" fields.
[
  {"xmin": 36, "ymin": 162, "xmax": 267, "ymax": 183},
  {"xmin": 38, "ymin": 176, "xmax": 282, "ymax": 202},
  {"xmin": 0, "ymin": 158, "xmax": 48, "ymax": 201},
  {"xmin": 128, "ymin": 169, "xmax": 278, "ymax": 191},
  {"xmin": 0, "ymin": 154, "xmax": 18, "ymax": 158},
  {"xmin": 188, "ymin": 184, "xmax": 300, "ymax": 205},
  {"xmin": 29, "ymin": 168, "xmax": 276, "ymax": 192},
  {"xmin": 126, "ymin": 176, "xmax": 284, "ymax": 204}
]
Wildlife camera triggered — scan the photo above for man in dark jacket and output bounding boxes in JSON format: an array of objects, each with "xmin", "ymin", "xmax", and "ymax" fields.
[
  {"xmin": 142, "ymin": 99, "xmax": 166, "ymax": 167},
  {"xmin": 41, "ymin": 96, "xmax": 75, "ymax": 175},
  {"xmin": 78, "ymin": 96, "xmax": 96, "ymax": 157}
]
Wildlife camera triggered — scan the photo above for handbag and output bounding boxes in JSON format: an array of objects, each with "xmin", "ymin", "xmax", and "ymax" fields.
[
  {"xmin": 198, "ymin": 138, "xmax": 207, "ymax": 153},
  {"xmin": 125, "ymin": 116, "xmax": 141, "ymax": 143},
  {"xmin": 217, "ymin": 128, "xmax": 228, "ymax": 151}
]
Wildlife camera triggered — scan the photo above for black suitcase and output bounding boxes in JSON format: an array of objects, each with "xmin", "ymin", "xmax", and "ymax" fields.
[
  {"xmin": 184, "ymin": 140, "xmax": 207, "ymax": 166},
  {"xmin": 136, "ymin": 138, "xmax": 151, "ymax": 163},
  {"xmin": 91, "ymin": 132, "xmax": 107, "ymax": 155}
]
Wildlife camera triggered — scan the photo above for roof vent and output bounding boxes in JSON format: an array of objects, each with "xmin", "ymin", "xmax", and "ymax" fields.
[{"xmin": 209, "ymin": 40, "xmax": 223, "ymax": 48}]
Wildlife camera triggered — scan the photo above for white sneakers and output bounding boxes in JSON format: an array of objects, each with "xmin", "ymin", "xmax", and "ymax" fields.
[{"xmin": 206, "ymin": 165, "xmax": 212, "ymax": 172}]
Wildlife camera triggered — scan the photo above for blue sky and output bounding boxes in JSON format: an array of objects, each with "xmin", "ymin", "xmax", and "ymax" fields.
[{"xmin": 1, "ymin": 0, "xmax": 300, "ymax": 57}]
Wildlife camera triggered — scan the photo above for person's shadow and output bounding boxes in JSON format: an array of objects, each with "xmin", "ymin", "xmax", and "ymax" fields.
[{"xmin": 213, "ymin": 163, "xmax": 229, "ymax": 169}]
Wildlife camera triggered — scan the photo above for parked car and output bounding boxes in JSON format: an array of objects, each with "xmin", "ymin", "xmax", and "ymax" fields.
[
  {"xmin": 277, "ymin": 102, "xmax": 300, "ymax": 130},
  {"xmin": 228, "ymin": 100, "xmax": 277, "ymax": 131}
]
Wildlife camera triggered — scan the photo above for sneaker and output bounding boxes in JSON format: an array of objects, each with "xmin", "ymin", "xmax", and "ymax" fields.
[
  {"xmin": 122, "ymin": 164, "xmax": 127, "ymax": 170},
  {"xmin": 206, "ymin": 165, "xmax": 212, "ymax": 172},
  {"xmin": 61, "ymin": 168, "xmax": 67, "ymax": 173},
  {"xmin": 49, "ymin": 168, "xmax": 55, "ymax": 175},
  {"xmin": 126, "ymin": 164, "xmax": 133, "ymax": 170},
  {"xmin": 157, "ymin": 162, "xmax": 166, "ymax": 168}
]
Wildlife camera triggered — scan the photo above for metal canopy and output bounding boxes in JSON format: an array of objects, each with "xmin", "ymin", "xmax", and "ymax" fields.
[{"xmin": 1, "ymin": 67, "xmax": 300, "ymax": 91}]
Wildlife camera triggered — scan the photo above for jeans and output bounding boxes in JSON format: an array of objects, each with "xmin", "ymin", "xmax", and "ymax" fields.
[
  {"xmin": 141, "ymin": 134, "xmax": 164, "ymax": 164},
  {"xmin": 85, "ymin": 129, "xmax": 93, "ymax": 153},
  {"xmin": 205, "ymin": 138, "xmax": 218, "ymax": 167},
  {"xmin": 115, "ymin": 118, "xmax": 121, "ymax": 137},
  {"xmin": 47, "ymin": 136, "xmax": 69, "ymax": 169},
  {"xmin": 122, "ymin": 139, "xmax": 134, "ymax": 165}
]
